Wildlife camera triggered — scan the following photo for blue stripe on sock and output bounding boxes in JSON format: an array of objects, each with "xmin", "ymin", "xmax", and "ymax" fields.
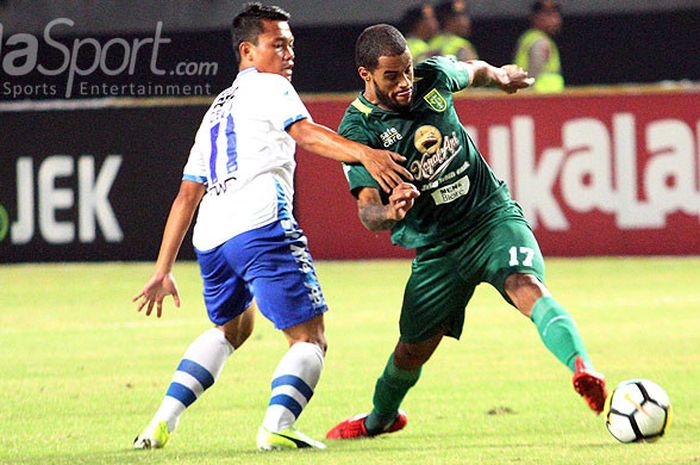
[
  {"xmin": 177, "ymin": 359, "xmax": 215, "ymax": 390},
  {"xmin": 271, "ymin": 375, "xmax": 314, "ymax": 401},
  {"xmin": 166, "ymin": 382, "xmax": 197, "ymax": 407},
  {"xmin": 269, "ymin": 394, "xmax": 303, "ymax": 418}
]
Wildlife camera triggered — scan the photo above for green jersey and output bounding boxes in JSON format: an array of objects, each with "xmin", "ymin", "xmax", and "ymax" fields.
[{"xmin": 341, "ymin": 56, "xmax": 512, "ymax": 249}]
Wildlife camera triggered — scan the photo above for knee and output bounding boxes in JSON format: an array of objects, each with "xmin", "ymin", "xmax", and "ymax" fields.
[
  {"xmin": 504, "ymin": 273, "xmax": 549, "ymax": 317},
  {"xmin": 220, "ymin": 311, "xmax": 255, "ymax": 350},
  {"xmin": 504, "ymin": 273, "xmax": 540, "ymax": 293},
  {"xmin": 284, "ymin": 315, "xmax": 328, "ymax": 354},
  {"xmin": 221, "ymin": 324, "xmax": 253, "ymax": 349},
  {"xmin": 393, "ymin": 342, "xmax": 429, "ymax": 370},
  {"xmin": 293, "ymin": 334, "xmax": 328, "ymax": 355}
]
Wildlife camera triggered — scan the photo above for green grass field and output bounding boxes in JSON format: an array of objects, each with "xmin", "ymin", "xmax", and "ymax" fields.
[{"xmin": 1, "ymin": 258, "xmax": 699, "ymax": 465}]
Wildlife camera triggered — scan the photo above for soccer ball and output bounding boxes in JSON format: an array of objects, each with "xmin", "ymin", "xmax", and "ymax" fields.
[{"xmin": 604, "ymin": 379, "xmax": 671, "ymax": 443}]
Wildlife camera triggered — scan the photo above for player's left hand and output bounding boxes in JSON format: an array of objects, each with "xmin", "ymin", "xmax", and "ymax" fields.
[
  {"xmin": 387, "ymin": 182, "xmax": 420, "ymax": 221},
  {"xmin": 495, "ymin": 64, "xmax": 535, "ymax": 94},
  {"xmin": 132, "ymin": 272, "xmax": 181, "ymax": 318},
  {"xmin": 361, "ymin": 148, "xmax": 414, "ymax": 193}
]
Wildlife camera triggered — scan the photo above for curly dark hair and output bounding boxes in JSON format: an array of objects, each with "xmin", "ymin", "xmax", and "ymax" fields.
[{"xmin": 355, "ymin": 24, "xmax": 408, "ymax": 71}]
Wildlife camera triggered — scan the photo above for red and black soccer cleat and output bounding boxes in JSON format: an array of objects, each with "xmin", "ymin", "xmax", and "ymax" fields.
[
  {"xmin": 572, "ymin": 356, "xmax": 609, "ymax": 414},
  {"xmin": 326, "ymin": 410, "xmax": 407, "ymax": 440}
]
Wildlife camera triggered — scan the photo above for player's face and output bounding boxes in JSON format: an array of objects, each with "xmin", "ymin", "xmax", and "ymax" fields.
[
  {"xmin": 248, "ymin": 20, "xmax": 295, "ymax": 80},
  {"xmin": 368, "ymin": 50, "xmax": 414, "ymax": 112}
]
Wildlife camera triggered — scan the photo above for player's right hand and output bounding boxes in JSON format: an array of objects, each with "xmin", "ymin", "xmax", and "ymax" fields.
[
  {"xmin": 132, "ymin": 272, "xmax": 181, "ymax": 318},
  {"xmin": 361, "ymin": 148, "xmax": 414, "ymax": 193},
  {"xmin": 496, "ymin": 64, "xmax": 535, "ymax": 94},
  {"xmin": 387, "ymin": 182, "xmax": 420, "ymax": 221}
]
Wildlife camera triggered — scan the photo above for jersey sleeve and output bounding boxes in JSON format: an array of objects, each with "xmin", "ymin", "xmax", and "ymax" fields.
[
  {"xmin": 342, "ymin": 163, "xmax": 381, "ymax": 197},
  {"xmin": 182, "ymin": 120, "xmax": 210, "ymax": 184},
  {"xmin": 338, "ymin": 109, "xmax": 381, "ymax": 197},
  {"xmin": 416, "ymin": 56, "xmax": 471, "ymax": 93},
  {"xmin": 264, "ymin": 75, "xmax": 312, "ymax": 131}
]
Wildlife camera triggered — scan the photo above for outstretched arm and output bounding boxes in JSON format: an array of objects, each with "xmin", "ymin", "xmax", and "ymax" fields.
[
  {"xmin": 464, "ymin": 60, "xmax": 535, "ymax": 93},
  {"xmin": 287, "ymin": 118, "xmax": 413, "ymax": 192},
  {"xmin": 356, "ymin": 183, "xmax": 420, "ymax": 231},
  {"xmin": 132, "ymin": 180, "xmax": 205, "ymax": 318}
]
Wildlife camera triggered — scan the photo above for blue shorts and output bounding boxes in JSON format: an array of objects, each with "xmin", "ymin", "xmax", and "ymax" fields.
[{"xmin": 195, "ymin": 219, "xmax": 328, "ymax": 329}]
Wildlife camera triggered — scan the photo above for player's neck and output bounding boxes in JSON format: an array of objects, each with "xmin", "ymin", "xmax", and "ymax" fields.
[
  {"xmin": 362, "ymin": 90, "xmax": 392, "ymax": 111},
  {"xmin": 362, "ymin": 90, "xmax": 377, "ymax": 105}
]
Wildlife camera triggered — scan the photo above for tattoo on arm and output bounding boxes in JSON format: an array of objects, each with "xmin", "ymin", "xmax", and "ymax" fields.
[{"xmin": 358, "ymin": 203, "xmax": 396, "ymax": 231}]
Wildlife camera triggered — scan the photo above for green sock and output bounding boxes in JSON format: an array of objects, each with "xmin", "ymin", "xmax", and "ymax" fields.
[
  {"xmin": 364, "ymin": 353, "xmax": 421, "ymax": 433},
  {"xmin": 530, "ymin": 296, "xmax": 591, "ymax": 372}
]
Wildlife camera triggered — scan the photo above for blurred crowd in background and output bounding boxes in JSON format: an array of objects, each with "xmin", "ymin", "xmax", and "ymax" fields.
[
  {"xmin": 0, "ymin": 0, "xmax": 697, "ymax": 99},
  {"xmin": 401, "ymin": 0, "xmax": 564, "ymax": 92}
]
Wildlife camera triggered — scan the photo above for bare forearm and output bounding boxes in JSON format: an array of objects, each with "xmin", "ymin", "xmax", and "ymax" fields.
[
  {"xmin": 154, "ymin": 183, "xmax": 204, "ymax": 274},
  {"xmin": 358, "ymin": 203, "xmax": 397, "ymax": 231},
  {"xmin": 467, "ymin": 60, "xmax": 500, "ymax": 87},
  {"xmin": 465, "ymin": 61, "xmax": 533, "ymax": 94},
  {"xmin": 291, "ymin": 120, "xmax": 368, "ymax": 163}
]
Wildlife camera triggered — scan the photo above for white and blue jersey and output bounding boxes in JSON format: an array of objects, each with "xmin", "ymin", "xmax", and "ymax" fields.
[
  {"xmin": 183, "ymin": 67, "xmax": 327, "ymax": 329},
  {"xmin": 183, "ymin": 67, "xmax": 311, "ymax": 251}
]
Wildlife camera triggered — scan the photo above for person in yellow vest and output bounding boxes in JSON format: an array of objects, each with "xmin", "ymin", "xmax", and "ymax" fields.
[
  {"xmin": 400, "ymin": 3, "xmax": 441, "ymax": 63},
  {"xmin": 431, "ymin": 0, "xmax": 478, "ymax": 61},
  {"xmin": 514, "ymin": 0, "xmax": 564, "ymax": 93}
]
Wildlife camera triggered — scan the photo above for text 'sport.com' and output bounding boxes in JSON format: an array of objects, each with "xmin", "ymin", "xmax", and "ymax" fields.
[{"xmin": 1, "ymin": 18, "xmax": 219, "ymax": 99}]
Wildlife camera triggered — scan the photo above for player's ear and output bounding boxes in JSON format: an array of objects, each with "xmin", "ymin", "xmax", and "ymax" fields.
[
  {"xmin": 239, "ymin": 41, "xmax": 255, "ymax": 63},
  {"xmin": 358, "ymin": 67, "xmax": 371, "ymax": 83}
]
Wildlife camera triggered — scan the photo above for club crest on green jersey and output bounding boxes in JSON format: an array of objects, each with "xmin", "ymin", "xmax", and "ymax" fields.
[
  {"xmin": 423, "ymin": 89, "xmax": 447, "ymax": 112},
  {"xmin": 414, "ymin": 125, "xmax": 442, "ymax": 155}
]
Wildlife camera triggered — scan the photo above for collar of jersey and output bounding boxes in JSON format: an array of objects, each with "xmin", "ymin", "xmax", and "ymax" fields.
[{"xmin": 237, "ymin": 67, "xmax": 259, "ymax": 77}]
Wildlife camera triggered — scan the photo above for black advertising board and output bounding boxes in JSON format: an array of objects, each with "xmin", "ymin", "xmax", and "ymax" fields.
[{"xmin": 0, "ymin": 101, "xmax": 208, "ymax": 262}]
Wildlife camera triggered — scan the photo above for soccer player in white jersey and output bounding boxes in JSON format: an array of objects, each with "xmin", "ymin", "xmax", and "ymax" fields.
[{"xmin": 131, "ymin": 3, "xmax": 411, "ymax": 451}]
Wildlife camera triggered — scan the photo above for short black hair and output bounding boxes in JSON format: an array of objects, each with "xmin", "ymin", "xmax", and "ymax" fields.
[
  {"xmin": 355, "ymin": 24, "xmax": 408, "ymax": 70},
  {"xmin": 231, "ymin": 2, "xmax": 290, "ymax": 63}
]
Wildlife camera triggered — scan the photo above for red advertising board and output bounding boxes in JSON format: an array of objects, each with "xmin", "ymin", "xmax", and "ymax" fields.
[{"xmin": 295, "ymin": 89, "xmax": 700, "ymax": 259}]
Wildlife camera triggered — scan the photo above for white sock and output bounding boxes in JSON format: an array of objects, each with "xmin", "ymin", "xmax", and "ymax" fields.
[
  {"xmin": 150, "ymin": 328, "xmax": 234, "ymax": 433},
  {"xmin": 262, "ymin": 342, "xmax": 324, "ymax": 432}
]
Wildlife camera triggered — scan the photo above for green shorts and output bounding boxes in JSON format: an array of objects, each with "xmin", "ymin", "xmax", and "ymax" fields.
[{"xmin": 399, "ymin": 204, "xmax": 545, "ymax": 344}]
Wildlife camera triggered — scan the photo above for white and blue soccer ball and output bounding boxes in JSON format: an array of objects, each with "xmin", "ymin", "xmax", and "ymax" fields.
[{"xmin": 604, "ymin": 379, "xmax": 671, "ymax": 443}]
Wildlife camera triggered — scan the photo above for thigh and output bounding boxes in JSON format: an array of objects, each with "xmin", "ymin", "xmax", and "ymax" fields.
[
  {"xmin": 197, "ymin": 245, "xmax": 253, "ymax": 326},
  {"xmin": 232, "ymin": 219, "xmax": 328, "ymax": 330},
  {"xmin": 400, "ymin": 247, "xmax": 475, "ymax": 344}
]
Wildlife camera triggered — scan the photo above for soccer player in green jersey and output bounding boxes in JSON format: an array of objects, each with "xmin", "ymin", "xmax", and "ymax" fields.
[{"xmin": 325, "ymin": 24, "xmax": 608, "ymax": 440}]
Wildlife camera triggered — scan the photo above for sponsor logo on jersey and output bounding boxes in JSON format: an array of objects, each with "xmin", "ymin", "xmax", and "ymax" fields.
[
  {"xmin": 380, "ymin": 127, "xmax": 403, "ymax": 147},
  {"xmin": 423, "ymin": 88, "xmax": 447, "ymax": 112},
  {"xmin": 411, "ymin": 126, "xmax": 462, "ymax": 181},
  {"xmin": 431, "ymin": 175, "xmax": 470, "ymax": 205}
]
